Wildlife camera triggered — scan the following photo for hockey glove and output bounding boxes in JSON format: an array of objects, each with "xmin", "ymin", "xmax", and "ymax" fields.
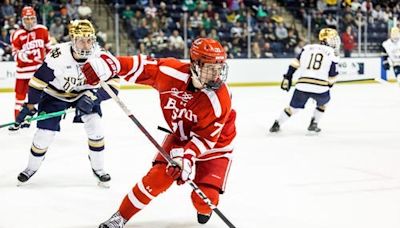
[
  {"xmin": 280, "ymin": 74, "xmax": 292, "ymax": 92},
  {"xmin": 9, "ymin": 104, "xmax": 37, "ymax": 131},
  {"xmin": 76, "ymin": 93, "xmax": 97, "ymax": 115},
  {"xmin": 82, "ymin": 54, "xmax": 120, "ymax": 85},
  {"xmin": 383, "ymin": 61, "xmax": 390, "ymax": 70},
  {"xmin": 166, "ymin": 148, "xmax": 195, "ymax": 185}
]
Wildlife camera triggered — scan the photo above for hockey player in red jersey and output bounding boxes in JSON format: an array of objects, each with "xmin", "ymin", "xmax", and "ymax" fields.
[
  {"xmin": 10, "ymin": 6, "xmax": 51, "ymax": 126},
  {"xmin": 82, "ymin": 38, "xmax": 236, "ymax": 227}
]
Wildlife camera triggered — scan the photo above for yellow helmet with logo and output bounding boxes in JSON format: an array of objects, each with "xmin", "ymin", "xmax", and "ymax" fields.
[
  {"xmin": 69, "ymin": 20, "xmax": 96, "ymax": 59},
  {"xmin": 390, "ymin": 27, "xmax": 400, "ymax": 42},
  {"xmin": 319, "ymin": 28, "xmax": 340, "ymax": 52}
]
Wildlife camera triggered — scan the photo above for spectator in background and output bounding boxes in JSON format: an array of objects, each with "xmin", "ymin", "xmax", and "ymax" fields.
[
  {"xmin": 351, "ymin": 0, "xmax": 362, "ymax": 12},
  {"xmin": 0, "ymin": 27, "xmax": 11, "ymax": 61},
  {"xmin": 341, "ymin": 25, "xmax": 356, "ymax": 57},
  {"xmin": 49, "ymin": 17, "xmax": 65, "ymax": 43},
  {"xmin": 169, "ymin": 29, "xmax": 184, "ymax": 51},
  {"xmin": 263, "ymin": 42, "xmax": 274, "ymax": 58},
  {"xmin": 78, "ymin": 2, "xmax": 92, "ymax": 19},
  {"xmin": 40, "ymin": 0, "xmax": 54, "ymax": 21},
  {"xmin": 361, "ymin": 0, "xmax": 373, "ymax": 13},
  {"xmin": 144, "ymin": 0, "xmax": 157, "ymax": 18},
  {"xmin": 1, "ymin": 0, "xmax": 15, "ymax": 22},
  {"xmin": 251, "ymin": 42, "xmax": 262, "ymax": 58},
  {"xmin": 325, "ymin": 14, "xmax": 338, "ymax": 29},
  {"xmin": 67, "ymin": 0, "xmax": 79, "ymax": 20},
  {"xmin": 4, "ymin": 17, "xmax": 19, "ymax": 35},
  {"xmin": 60, "ymin": 6, "xmax": 71, "ymax": 26},
  {"xmin": 122, "ymin": 5, "xmax": 134, "ymax": 21},
  {"xmin": 275, "ymin": 21, "xmax": 288, "ymax": 43}
]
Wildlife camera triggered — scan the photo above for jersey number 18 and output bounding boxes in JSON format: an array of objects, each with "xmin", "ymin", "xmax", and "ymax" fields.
[{"xmin": 307, "ymin": 53, "xmax": 323, "ymax": 70}]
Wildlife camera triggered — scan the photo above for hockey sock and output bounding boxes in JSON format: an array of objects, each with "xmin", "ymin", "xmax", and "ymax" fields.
[
  {"xmin": 88, "ymin": 138, "xmax": 105, "ymax": 170},
  {"xmin": 28, "ymin": 145, "xmax": 46, "ymax": 171},
  {"xmin": 119, "ymin": 163, "xmax": 174, "ymax": 221},
  {"xmin": 191, "ymin": 184, "xmax": 219, "ymax": 215},
  {"xmin": 277, "ymin": 107, "xmax": 298, "ymax": 124},
  {"xmin": 313, "ymin": 106, "xmax": 325, "ymax": 123}
]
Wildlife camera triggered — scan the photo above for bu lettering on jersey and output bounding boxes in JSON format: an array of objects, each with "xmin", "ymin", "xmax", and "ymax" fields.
[
  {"xmin": 11, "ymin": 25, "xmax": 51, "ymax": 79},
  {"xmin": 117, "ymin": 55, "xmax": 236, "ymax": 160}
]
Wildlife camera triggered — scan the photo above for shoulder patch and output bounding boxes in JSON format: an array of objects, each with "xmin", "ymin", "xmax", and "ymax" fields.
[{"xmin": 50, "ymin": 47, "xmax": 61, "ymax": 58}]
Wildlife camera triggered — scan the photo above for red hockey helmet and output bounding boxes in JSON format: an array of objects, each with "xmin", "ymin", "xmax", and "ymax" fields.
[
  {"xmin": 189, "ymin": 38, "xmax": 228, "ymax": 90},
  {"xmin": 190, "ymin": 38, "xmax": 227, "ymax": 64},
  {"xmin": 22, "ymin": 6, "xmax": 36, "ymax": 17},
  {"xmin": 21, "ymin": 6, "xmax": 37, "ymax": 30}
]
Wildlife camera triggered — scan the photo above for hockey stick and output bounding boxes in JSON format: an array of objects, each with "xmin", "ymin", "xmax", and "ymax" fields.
[
  {"xmin": 0, "ymin": 108, "xmax": 74, "ymax": 129},
  {"xmin": 0, "ymin": 40, "xmax": 11, "ymax": 47},
  {"xmin": 99, "ymin": 81, "xmax": 236, "ymax": 228}
]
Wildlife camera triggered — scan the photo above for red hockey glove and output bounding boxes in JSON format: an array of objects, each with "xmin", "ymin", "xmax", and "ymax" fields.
[
  {"xmin": 82, "ymin": 53, "xmax": 119, "ymax": 85},
  {"xmin": 166, "ymin": 148, "xmax": 195, "ymax": 185}
]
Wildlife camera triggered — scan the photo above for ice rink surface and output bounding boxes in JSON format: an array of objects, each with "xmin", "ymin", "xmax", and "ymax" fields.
[{"xmin": 1, "ymin": 83, "xmax": 400, "ymax": 228}]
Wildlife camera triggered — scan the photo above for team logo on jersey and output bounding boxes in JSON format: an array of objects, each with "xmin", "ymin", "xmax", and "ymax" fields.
[
  {"xmin": 161, "ymin": 88, "xmax": 193, "ymax": 104},
  {"xmin": 50, "ymin": 47, "xmax": 61, "ymax": 58},
  {"xmin": 29, "ymin": 32, "xmax": 36, "ymax": 40}
]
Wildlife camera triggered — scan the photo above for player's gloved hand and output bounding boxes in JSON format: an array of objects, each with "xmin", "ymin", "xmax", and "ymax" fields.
[
  {"xmin": 166, "ymin": 148, "xmax": 195, "ymax": 185},
  {"xmin": 76, "ymin": 93, "xmax": 97, "ymax": 115},
  {"xmin": 8, "ymin": 103, "xmax": 37, "ymax": 131},
  {"xmin": 82, "ymin": 53, "xmax": 120, "ymax": 85},
  {"xmin": 383, "ymin": 62, "xmax": 390, "ymax": 70},
  {"xmin": 280, "ymin": 74, "xmax": 292, "ymax": 92},
  {"xmin": 17, "ymin": 50, "xmax": 33, "ymax": 63}
]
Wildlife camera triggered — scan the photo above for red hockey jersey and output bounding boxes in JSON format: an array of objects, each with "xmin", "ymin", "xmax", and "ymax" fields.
[
  {"xmin": 11, "ymin": 24, "xmax": 51, "ymax": 79},
  {"xmin": 117, "ymin": 55, "xmax": 236, "ymax": 159}
]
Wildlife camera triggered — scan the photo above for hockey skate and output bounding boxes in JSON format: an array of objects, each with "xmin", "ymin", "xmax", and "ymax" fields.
[
  {"xmin": 269, "ymin": 120, "xmax": 280, "ymax": 133},
  {"xmin": 197, "ymin": 212, "xmax": 212, "ymax": 224},
  {"xmin": 307, "ymin": 118, "xmax": 321, "ymax": 134},
  {"xmin": 92, "ymin": 169, "xmax": 111, "ymax": 188},
  {"xmin": 17, "ymin": 168, "xmax": 37, "ymax": 186},
  {"xmin": 99, "ymin": 212, "xmax": 127, "ymax": 228},
  {"xmin": 8, "ymin": 122, "xmax": 30, "ymax": 131}
]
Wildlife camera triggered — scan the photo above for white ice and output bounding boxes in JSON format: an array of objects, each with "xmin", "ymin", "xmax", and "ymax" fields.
[{"xmin": 1, "ymin": 83, "xmax": 400, "ymax": 228}]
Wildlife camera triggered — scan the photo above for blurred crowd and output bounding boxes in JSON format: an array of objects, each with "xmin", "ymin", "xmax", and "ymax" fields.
[
  {"xmin": 2, "ymin": 0, "xmax": 399, "ymax": 61},
  {"xmin": 0, "ymin": 0, "xmax": 109, "ymax": 61},
  {"xmin": 106, "ymin": 0, "xmax": 305, "ymax": 58},
  {"xmin": 279, "ymin": 0, "xmax": 400, "ymax": 56}
]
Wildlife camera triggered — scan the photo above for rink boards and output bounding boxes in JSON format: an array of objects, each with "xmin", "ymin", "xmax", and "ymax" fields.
[{"xmin": 0, "ymin": 57, "xmax": 395, "ymax": 91}]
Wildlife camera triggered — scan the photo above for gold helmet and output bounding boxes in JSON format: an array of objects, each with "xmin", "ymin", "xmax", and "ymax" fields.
[
  {"xmin": 69, "ymin": 20, "xmax": 96, "ymax": 59},
  {"xmin": 390, "ymin": 27, "xmax": 400, "ymax": 42},
  {"xmin": 319, "ymin": 28, "xmax": 341, "ymax": 52}
]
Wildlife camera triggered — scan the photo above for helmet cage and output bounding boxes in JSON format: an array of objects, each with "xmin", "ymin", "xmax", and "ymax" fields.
[
  {"xmin": 71, "ymin": 36, "xmax": 96, "ymax": 59},
  {"xmin": 191, "ymin": 61, "xmax": 228, "ymax": 90},
  {"xmin": 22, "ymin": 16, "xmax": 37, "ymax": 30},
  {"xmin": 69, "ymin": 20, "xmax": 96, "ymax": 59}
]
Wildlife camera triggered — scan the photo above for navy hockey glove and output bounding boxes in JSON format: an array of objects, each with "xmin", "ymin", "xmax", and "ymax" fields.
[
  {"xmin": 280, "ymin": 74, "xmax": 292, "ymax": 92},
  {"xmin": 76, "ymin": 93, "xmax": 97, "ymax": 115},
  {"xmin": 383, "ymin": 62, "xmax": 390, "ymax": 70},
  {"xmin": 9, "ymin": 104, "xmax": 37, "ymax": 131}
]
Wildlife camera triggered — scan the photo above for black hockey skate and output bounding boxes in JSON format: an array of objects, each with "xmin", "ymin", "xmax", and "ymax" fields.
[
  {"xmin": 197, "ymin": 212, "xmax": 212, "ymax": 224},
  {"xmin": 8, "ymin": 122, "xmax": 30, "ymax": 131},
  {"xmin": 307, "ymin": 118, "xmax": 321, "ymax": 133},
  {"xmin": 269, "ymin": 120, "xmax": 280, "ymax": 133},
  {"xmin": 99, "ymin": 212, "xmax": 127, "ymax": 228},
  {"xmin": 92, "ymin": 169, "xmax": 111, "ymax": 188},
  {"xmin": 17, "ymin": 168, "xmax": 37, "ymax": 185}
]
